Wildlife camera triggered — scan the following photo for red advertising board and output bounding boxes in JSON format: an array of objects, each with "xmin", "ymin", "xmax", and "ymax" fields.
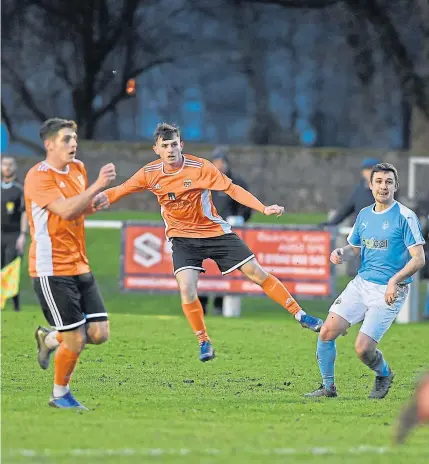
[{"xmin": 120, "ymin": 222, "xmax": 335, "ymax": 298}]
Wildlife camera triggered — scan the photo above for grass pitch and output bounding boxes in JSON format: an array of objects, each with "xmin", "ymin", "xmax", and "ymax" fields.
[{"xmin": 2, "ymin": 212, "xmax": 429, "ymax": 464}]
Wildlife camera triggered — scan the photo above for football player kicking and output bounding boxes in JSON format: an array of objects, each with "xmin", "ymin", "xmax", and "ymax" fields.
[{"xmin": 95, "ymin": 122, "xmax": 323, "ymax": 362}]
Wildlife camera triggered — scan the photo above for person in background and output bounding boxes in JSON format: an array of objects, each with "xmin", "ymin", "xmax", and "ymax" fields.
[
  {"xmin": 199, "ymin": 147, "xmax": 252, "ymax": 316},
  {"xmin": 320, "ymin": 157, "xmax": 381, "ymax": 227},
  {"xmin": 422, "ymin": 215, "xmax": 429, "ymax": 320},
  {"xmin": 1, "ymin": 156, "xmax": 28, "ymax": 311},
  {"xmin": 320, "ymin": 157, "xmax": 381, "ymax": 277}
]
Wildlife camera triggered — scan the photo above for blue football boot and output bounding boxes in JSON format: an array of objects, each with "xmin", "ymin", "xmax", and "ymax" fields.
[
  {"xmin": 199, "ymin": 341, "xmax": 215, "ymax": 362},
  {"xmin": 49, "ymin": 391, "xmax": 88, "ymax": 410},
  {"xmin": 299, "ymin": 314, "xmax": 323, "ymax": 332}
]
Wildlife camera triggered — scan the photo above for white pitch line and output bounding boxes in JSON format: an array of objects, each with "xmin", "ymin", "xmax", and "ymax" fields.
[{"xmin": 6, "ymin": 445, "xmax": 423, "ymax": 458}]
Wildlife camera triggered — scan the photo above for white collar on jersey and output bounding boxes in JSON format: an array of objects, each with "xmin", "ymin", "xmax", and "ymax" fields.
[
  {"xmin": 42, "ymin": 161, "xmax": 70, "ymax": 174},
  {"xmin": 161, "ymin": 155, "xmax": 186, "ymax": 176},
  {"xmin": 371, "ymin": 200, "xmax": 397, "ymax": 215}
]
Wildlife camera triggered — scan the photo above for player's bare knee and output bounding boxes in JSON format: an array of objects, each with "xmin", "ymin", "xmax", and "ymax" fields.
[
  {"xmin": 354, "ymin": 339, "xmax": 375, "ymax": 360},
  {"xmin": 178, "ymin": 282, "xmax": 198, "ymax": 302},
  {"xmin": 62, "ymin": 329, "xmax": 87, "ymax": 353},
  {"xmin": 90, "ymin": 330, "xmax": 109, "ymax": 345},
  {"xmin": 319, "ymin": 324, "xmax": 336, "ymax": 341},
  {"xmin": 86, "ymin": 323, "xmax": 110, "ymax": 345},
  {"xmin": 240, "ymin": 259, "xmax": 268, "ymax": 284}
]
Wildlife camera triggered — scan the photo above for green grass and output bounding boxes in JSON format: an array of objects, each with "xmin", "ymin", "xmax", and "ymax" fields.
[{"xmin": 2, "ymin": 211, "xmax": 429, "ymax": 464}]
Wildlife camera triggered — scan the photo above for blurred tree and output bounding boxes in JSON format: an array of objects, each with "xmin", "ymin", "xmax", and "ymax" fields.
[
  {"xmin": 229, "ymin": 1, "xmax": 283, "ymax": 144},
  {"xmin": 1, "ymin": 0, "xmax": 189, "ymax": 142},
  {"xmin": 246, "ymin": 0, "xmax": 429, "ymax": 125},
  {"xmin": 195, "ymin": 0, "xmax": 293, "ymax": 144},
  {"xmin": 344, "ymin": 0, "xmax": 429, "ymax": 152},
  {"xmin": 244, "ymin": 0, "xmax": 340, "ymax": 6},
  {"xmin": 344, "ymin": 0, "xmax": 429, "ymax": 120}
]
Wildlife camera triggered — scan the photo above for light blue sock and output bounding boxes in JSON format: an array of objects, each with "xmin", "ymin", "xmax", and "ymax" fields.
[
  {"xmin": 376, "ymin": 356, "xmax": 390, "ymax": 377},
  {"xmin": 316, "ymin": 339, "xmax": 336, "ymax": 388}
]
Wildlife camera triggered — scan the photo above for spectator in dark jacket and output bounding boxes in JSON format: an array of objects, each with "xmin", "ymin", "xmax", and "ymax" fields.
[
  {"xmin": 1, "ymin": 156, "xmax": 28, "ymax": 311},
  {"xmin": 320, "ymin": 157, "xmax": 381, "ymax": 226},
  {"xmin": 422, "ymin": 212, "xmax": 429, "ymax": 320},
  {"xmin": 320, "ymin": 157, "xmax": 380, "ymax": 277},
  {"xmin": 210, "ymin": 149, "xmax": 252, "ymax": 223},
  {"xmin": 199, "ymin": 148, "xmax": 252, "ymax": 315}
]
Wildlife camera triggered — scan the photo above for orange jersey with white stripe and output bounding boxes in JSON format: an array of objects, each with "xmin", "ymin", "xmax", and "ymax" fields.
[
  {"xmin": 24, "ymin": 160, "xmax": 90, "ymax": 277},
  {"xmin": 105, "ymin": 154, "xmax": 265, "ymax": 239}
]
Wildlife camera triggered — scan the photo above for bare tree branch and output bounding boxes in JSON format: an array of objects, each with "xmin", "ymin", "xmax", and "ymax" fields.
[
  {"xmin": 2, "ymin": 62, "xmax": 50, "ymax": 122},
  {"xmin": 99, "ymin": 0, "xmax": 140, "ymax": 60},
  {"xmin": 25, "ymin": 0, "xmax": 83, "ymax": 28},
  {"xmin": 345, "ymin": 0, "xmax": 429, "ymax": 118},
  {"xmin": 55, "ymin": 54, "xmax": 74, "ymax": 86},
  {"xmin": 243, "ymin": 0, "xmax": 341, "ymax": 8},
  {"xmin": 94, "ymin": 57, "xmax": 174, "ymax": 120}
]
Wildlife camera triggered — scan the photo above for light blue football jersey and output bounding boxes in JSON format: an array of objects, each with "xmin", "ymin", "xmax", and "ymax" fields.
[{"xmin": 347, "ymin": 201, "xmax": 425, "ymax": 285}]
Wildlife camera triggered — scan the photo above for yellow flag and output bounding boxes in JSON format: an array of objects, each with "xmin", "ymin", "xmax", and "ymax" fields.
[{"xmin": 1, "ymin": 257, "xmax": 21, "ymax": 310}]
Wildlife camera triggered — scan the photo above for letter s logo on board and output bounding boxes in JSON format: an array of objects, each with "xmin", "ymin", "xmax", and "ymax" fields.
[{"xmin": 133, "ymin": 233, "xmax": 162, "ymax": 267}]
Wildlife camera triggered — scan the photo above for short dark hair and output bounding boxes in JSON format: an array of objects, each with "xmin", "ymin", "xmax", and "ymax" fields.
[
  {"xmin": 1, "ymin": 155, "xmax": 16, "ymax": 164},
  {"xmin": 370, "ymin": 162, "xmax": 399, "ymax": 186},
  {"xmin": 153, "ymin": 123, "xmax": 180, "ymax": 143},
  {"xmin": 39, "ymin": 118, "xmax": 77, "ymax": 141}
]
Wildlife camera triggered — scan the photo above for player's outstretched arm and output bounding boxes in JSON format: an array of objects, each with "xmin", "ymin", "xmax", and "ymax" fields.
[
  {"xmin": 205, "ymin": 160, "xmax": 283, "ymax": 216},
  {"xmin": 226, "ymin": 184, "xmax": 286, "ymax": 217},
  {"xmin": 94, "ymin": 169, "xmax": 148, "ymax": 212},
  {"xmin": 47, "ymin": 163, "xmax": 116, "ymax": 220}
]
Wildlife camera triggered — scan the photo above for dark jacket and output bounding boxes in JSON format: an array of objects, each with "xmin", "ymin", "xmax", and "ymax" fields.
[
  {"xmin": 422, "ymin": 215, "xmax": 429, "ymax": 279},
  {"xmin": 1, "ymin": 180, "xmax": 24, "ymax": 234},
  {"xmin": 212, "ymin": 171, "xmax": 252, "ymax": 222},
  {"xmin": 325, "ymin": 178, "xmax": 374, "ymax": 226}
]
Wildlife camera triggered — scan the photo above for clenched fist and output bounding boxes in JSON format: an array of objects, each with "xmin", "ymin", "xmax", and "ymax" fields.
[
  {"xmin": 330, "ymin": 248, "xmax": 344, "ymax": 265},
  {"xmin": 96, "ymin": 163, "xmax": 116, "ymax": 189},
  {"xmin": 92, "ymin": 192, "xmax": 110, "ymax": 211},
  {"xmin": 263, "ymin": 204, "xmax": 285, "ymax": 217}
]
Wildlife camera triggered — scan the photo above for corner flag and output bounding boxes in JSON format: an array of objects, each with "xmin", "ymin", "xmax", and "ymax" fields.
[{"xmin": 1, "ymin": 257, "xmax": 21, "ymax": 310}]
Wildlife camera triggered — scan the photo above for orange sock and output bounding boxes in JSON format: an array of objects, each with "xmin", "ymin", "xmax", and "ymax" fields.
[
  {"xmin": 56, "ymin": 332, "xmax": 63, "ymax": 344},
  {"xmin": 261, "ymin": 274, "xmax": 301, "ymax": 316},
  {"xmin": 54, "ymin": 344, "xmax": 79, "ymax": 386},
  {"xmin": 182, "ymin": 299, "xmax": 209, "ymax": 344}
]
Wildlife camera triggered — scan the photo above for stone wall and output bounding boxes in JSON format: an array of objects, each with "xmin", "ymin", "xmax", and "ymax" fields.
[{"xmin": 16, "ymin": 142, "xmax": 429, "ymax": 213}]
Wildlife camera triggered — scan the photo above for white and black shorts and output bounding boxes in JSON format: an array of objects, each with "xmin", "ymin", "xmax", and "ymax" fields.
[
  {"xmin": 171, "ymin": 233, "xmax": 255, "ymax": 276},
  {"xmin": 32, "ymin": 272, "xmax": 108, "ymax": 332}
]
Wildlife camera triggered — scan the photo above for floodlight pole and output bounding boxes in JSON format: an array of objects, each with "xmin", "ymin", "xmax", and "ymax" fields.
[{"xmin": 396, "ymin": 156, "xmax": 429, "ymax": 323}]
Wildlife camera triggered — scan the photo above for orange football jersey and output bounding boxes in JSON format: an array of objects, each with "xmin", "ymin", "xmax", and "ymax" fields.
[
  {"xmin": 105, "ymin": 154, "xmax": 263, "ymax": 238},
  {"xmin": 24, "ymin": 160, "xmax": 90, "ymax": 277}
]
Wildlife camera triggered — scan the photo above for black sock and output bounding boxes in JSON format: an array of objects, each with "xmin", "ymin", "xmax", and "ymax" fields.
[{"xmin": 12, "ymin": 294, "xmax": 20, "ymax": 311}]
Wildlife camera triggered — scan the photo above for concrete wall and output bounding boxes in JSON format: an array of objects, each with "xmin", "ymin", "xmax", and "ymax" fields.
[{"xmin": 16, "ymin": 142, "xmax": 429, "ymax": 213}]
